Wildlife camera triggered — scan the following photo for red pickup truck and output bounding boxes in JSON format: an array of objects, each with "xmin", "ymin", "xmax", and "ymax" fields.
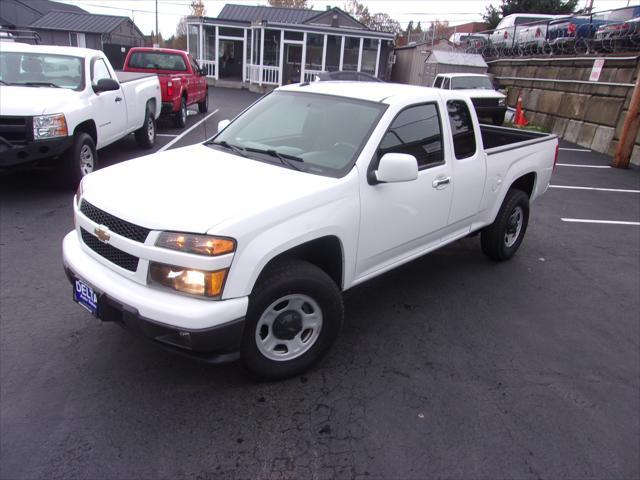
[{"xmin": 123, "ymin": 47, "xmax": 209, "ymax": 128}]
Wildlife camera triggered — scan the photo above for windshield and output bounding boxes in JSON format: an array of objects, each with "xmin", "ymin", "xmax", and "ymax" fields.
[
  {"xmin": 0, "ymin": 52, "xmax": 84, "ymax": 90},
  {"xmin": 451, "ymin": 76, "xmax": 494, "ymax": 90},
  {"xmin": 128, "ymin": 52, "xmax": 187, "ymax": 71},
  {"xmin": 209, "ymin": 91, "xmax": 386, "ymax": 177}
]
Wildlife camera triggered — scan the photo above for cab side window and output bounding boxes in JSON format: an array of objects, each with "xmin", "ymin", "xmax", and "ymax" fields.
[
  {"xmin": 447, "ymin": 100, "xmax": 477, "ymax": 159},
  {"xmin": 378, "ymin": 103, "xmax": 443, "ymax": 169},
  {"xmin": 442, "ymin": 77, "xmax": 450, "ymax": 89},
  {"xmin": 92, "ymin": 58, "xmax": 112, "ymax": 84},
  {"xmin": 433, "ymin": 76, "xmax": 443, "ymax": 88}
]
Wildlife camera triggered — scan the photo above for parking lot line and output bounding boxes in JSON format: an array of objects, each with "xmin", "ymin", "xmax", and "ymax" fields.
[
  {"xmin": 156, "ymin": 134, "xmax": 178, "ymax": 138},
  {"xmin": 158, "ymin": 108, "xmax": 220, "ymax": 152},
  {"xmin": 556, "ymin": 163, "xmax": 610, "ymax": 169},
  {"xmin": 550, "ymin": 185, "xmax": 640, "ymax": 193},
  {"xmin": 561, "ymin": 218, "xmax": 640, "ymax": 226},
  {"xmin": 559, "ymin": 148, "xmax": 591, "ymax": 152}
]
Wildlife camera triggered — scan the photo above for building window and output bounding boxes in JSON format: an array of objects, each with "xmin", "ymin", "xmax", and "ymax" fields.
[
  {"xmin": 263, "ymin": 29, "xmax": 280, "ymax": 66},
  {"xmin": 188, "ymin": 24, "xmax": 198, "ymax": 58},
  {"xmin": 361, "ymin": 38, "xmax": 377, "ymax": 74},
  {"xmin": 342, "ymin": 36, "xmax": 359, "ymax": 71},
  {"xmin": 305, "ymin": 33, "xmax": 323, "ymax": 71},
  {"xmin": 69, "ymin": 32, "xmax": 86, "ymax": 48},
  {"xmin": 325, "ymin": 35, "xmax": 341, "ymax": 71},
  {"xmin": 284, "ymin": 31, "xmax": 303, "ymax": 41},
  {"xmin": 219, "ymin": 27, "xmax": 243, "ymax": 37}
]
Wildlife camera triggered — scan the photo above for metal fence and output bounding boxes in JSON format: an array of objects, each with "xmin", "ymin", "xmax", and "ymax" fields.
[{"xmin": 461, "ymin": 5, "xmax": 640, "ymax": 59}]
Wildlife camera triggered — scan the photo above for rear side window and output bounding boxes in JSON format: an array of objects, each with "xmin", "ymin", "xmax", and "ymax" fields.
[
  {"xmin": 128, "ymin": 52, "xmax": 187, "ymax": 71},
  {"xmin": 442, "ymin": 78, "xmax": 450, "ymax": 89},
  {"xmin": 378, "ymin": 103, "xmax": 443, "ymax": 168},
  {"xmin": 447, "ymin": 100, "xmax": 476, "ymax": 159},
  {"xmin": 433, "ymin": 76, "xmax": 443, "ymax": 88}
]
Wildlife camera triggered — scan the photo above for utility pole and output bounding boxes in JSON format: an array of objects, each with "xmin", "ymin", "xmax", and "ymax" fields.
[
  {"xmin": 155, "ymin": 0, "xmax": 159, "ymax": 47},
  {"xmin": 612, "ymin": 70, "xmax": 640, "ymax": 169}
]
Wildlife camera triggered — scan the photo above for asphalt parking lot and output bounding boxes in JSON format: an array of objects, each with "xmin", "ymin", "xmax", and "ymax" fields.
[{"xmin": 1, "ymin": 87, "xmax": 639, "ymax": 479}]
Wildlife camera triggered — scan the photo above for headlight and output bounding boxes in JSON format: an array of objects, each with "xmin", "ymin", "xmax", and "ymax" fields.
[
  {"xmin": 33, "ymin": 113, "xmax": 68, "ymax": 140},
  {"xmin": 498, "ymin": 98, "xmax": 506, "ymax": 106},
  {"xmin": 149, "ymin": 262, "xmax": 228, "ymax": 297},
  {"xmin": 156, "ymin": 232, "xmax": 235, "ymax": 256}
]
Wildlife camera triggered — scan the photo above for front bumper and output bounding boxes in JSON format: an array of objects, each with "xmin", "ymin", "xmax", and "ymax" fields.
[
  {"xmin": 0, "ymin": 136, "xmax": 72, "ymax": 168},
  {"xmin": 62, "ymin": 231, "xmax": 249, "ymax": 361}
]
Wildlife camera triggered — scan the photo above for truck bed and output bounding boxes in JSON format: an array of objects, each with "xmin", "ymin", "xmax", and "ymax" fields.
[
  {"xmin": 115, "ymin": 71, "xmax": 157, "ymax": 84},
  {"xmin": 481, "ymin": 125, "xmax": 553, "ymax": 152}
]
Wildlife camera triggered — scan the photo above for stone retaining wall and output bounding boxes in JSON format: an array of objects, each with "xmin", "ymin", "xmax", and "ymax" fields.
[{"xmin": 489, "ymin": 56, "xmax": 640, "ymax": 166}]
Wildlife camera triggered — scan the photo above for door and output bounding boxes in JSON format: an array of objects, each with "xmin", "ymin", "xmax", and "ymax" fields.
[
  {"xmin": 446, "ymin": 99, "xmax": 486, "ymax": 226},
  {"xmin": 283, "ymin": 44, "xmax": 302, "ymax": 84},
  {"xmin": 90, "ymin": 57, "xmax": 126, "ymax": 147},
  {"xmin": 356, "ymin": 102, "xmax": 454, "ymax": 280}
]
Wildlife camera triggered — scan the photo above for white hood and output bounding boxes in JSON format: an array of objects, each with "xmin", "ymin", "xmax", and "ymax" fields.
[
  {"xmin": 81, "ymin": 143, "xmax": 339, "ymax": 234},
  {"xmin": 0, "ymin": 85, "xmax": 80, "ymax": 116},
  {"xmin": 461, "ymin": 89, "xmax": 506, "ymax": 99}
]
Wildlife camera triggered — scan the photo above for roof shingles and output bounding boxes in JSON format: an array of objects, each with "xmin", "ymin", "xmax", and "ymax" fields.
[
  {"xmin": 218, "ymin": 4, "xmax": 322, "ymax": 24},
  {"xmin": 29, "ymin": 11, "xmax": 129, "ymax": 33}
]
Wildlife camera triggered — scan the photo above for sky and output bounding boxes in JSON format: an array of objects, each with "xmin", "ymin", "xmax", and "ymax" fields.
[{"xmin": 58, "ymin": 0, "xmax": 637, "ymax": 38}]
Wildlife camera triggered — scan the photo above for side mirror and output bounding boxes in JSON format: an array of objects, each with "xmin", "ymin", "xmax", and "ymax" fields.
[
  {"xmin": 93, "ymin": 78, "xmax": 120, "ymax": 93},
  {"xmin": 374, "ymin": 153, "xmax": 418, "ymax": 183},
  {"xmin": 217, "ymin": 119, "xmax": 230, "ymax": 132},
  {"xmin": 200, "ymin": 67, "xmax": 208, "ymax": 76}
]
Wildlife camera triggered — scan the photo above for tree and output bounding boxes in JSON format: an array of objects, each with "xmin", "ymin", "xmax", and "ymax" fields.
[
  {"xmin": 189, "ymin": 0, "xmax": 206, "ymax": 17},
  {"xmin": 414, "ymin": 21, "xmax": 423, "ymax": 34},
  {"xmin": 369, "ymin": 13, "xmax": 401, "ymax": 35},
  {"xmin": 344, "ymin": 0, "xmax": 371, "ymax": 27},
  {"xmin": 483, "ymin": 0, "xmax": 579, "ymax": 29},
  {"xmin": 426, "ymin": 19, "xmax": 449, "ymax": 40},
  {"xmin": 267, "ymin": 0, "xmax": 309, "ymax": 7}
]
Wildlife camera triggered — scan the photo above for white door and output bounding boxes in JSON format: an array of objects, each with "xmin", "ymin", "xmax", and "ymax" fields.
[
  {"xmin": 90, "ymin": 57, "xmax": 126, "ymax": 147},
  {"xmin": 446, "ymin": 99, "xmax": 486, "ymax": 226},
  {"xmin": 356, "ymin": 102, "xmax": 454, "ymax": 280}
]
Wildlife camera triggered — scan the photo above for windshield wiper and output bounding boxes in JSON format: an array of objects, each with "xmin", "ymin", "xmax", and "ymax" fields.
[
  {"xmin": 0, "ymin": 80, "xmax": 8, "ymax": 86},
  {"xmin": 247, "ymin": 148, "xmax": 304, "ymax": 171},
  {"xmin": 20, "ymin": 82, "xmax": 61, "ymax": 88},
  {"xmin": 207, "ymin": 140, "xmax": 249, "ymax": 158}
]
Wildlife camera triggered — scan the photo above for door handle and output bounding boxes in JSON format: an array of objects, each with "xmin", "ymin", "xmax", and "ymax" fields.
[
  {"xmin": 432, "ymin": 176, "xmax": 451, "ymax": 189},
  {"xmin": 115, "ymin": 96, "xmax": 122, "ymax": 102}
]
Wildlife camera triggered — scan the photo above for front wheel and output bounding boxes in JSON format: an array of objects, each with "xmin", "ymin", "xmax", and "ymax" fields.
[
  {"xmin": 135, "ymin": 107, "xmax": 156, "ymax": 149},
  {"xmin": 241, "ymin": 260, "xmax": 343, "ymax": 380},
  {"xmin": 481, "ymin": 189, "xmax": 530, "ymax": 261},
  {"xmin": 58, "ymin": 132, "xmax": 97, "ymax": 189}
]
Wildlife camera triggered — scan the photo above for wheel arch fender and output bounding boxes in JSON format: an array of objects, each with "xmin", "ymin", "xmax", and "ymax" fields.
[{"xmin": 73, "ymin": 119, "xmax": 97, "ymax": 146}]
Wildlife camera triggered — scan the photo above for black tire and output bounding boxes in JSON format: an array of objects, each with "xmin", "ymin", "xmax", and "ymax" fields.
[
  {"xmin": 241, "ymin": 259, "xmax": 343, "ymax": 380},
  {"xmin": 174, "ymin": 96, "xmax": 187, "ymax": 128},
  {"xmin": 481, "ymin": 189, "xmax": 530, "ymax": 261},
  {"xmin": 198, "ymin": 88, "xmax": 209, "ymax": 113},
  {"xmin": 58, "ymin": 132, "xmax": 97, "ymax": 189},
  {"xmin": 492, "ymin": 112, "xmax": 505, "ymax": 126},
  {"xmin": 135, "ymin": 107, "xmax": 156, "ymax": 149}
]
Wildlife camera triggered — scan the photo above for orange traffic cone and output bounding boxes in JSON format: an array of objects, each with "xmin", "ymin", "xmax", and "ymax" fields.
[{"xmin": 514, "ymin": 96, "xmax": 529, "ymax": 127}]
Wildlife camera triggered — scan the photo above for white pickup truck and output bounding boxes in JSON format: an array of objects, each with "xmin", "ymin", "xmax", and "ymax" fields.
[
  {"xmin": 0, "ymin": 43, "xmax": 161, "ymax": 186},
  {"xmin": 63, "ymin": 82, "xmax": 558, "ymax": 379}
]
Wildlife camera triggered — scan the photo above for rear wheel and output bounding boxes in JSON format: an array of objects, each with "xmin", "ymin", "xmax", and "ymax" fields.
[
  {"xmin": 174, "ymin": 97, "xmax": 187, "ymax": 128},
  {"xmin": 481, "ymin": 189, "xmax": 530, "ymax": 261},
  {"xmin": 135, "ymin": 107, "xmax": 156, "ymax": 149},
  {"xmin": 241, "ymin": 260, "xmax": 343, "ymax": 380},
  {"xmin": 198, "ymin": 88, "xmax": 209, "ymax": 113},
  {"xmin": 58, "ymin": 132, "xmax": 97, "ymax": 188}
]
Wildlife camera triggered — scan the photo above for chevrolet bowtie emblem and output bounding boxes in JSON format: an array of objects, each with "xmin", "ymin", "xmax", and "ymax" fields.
[{"xmin": 94, "ymin": 225, "xmax": 111, "ymax": 243}]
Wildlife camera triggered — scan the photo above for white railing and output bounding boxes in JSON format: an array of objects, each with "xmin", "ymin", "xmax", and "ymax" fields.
[
  {"xmin": 303, "ymin": 69, "xmax": 324, "ymax": 82},
  {"xmin": 248, "ymin": 64, "xmax": 280, "ymax": 85},
  {"xmin": 200, "ymin": 59, "xmax": 216, "ymax": 78}
]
